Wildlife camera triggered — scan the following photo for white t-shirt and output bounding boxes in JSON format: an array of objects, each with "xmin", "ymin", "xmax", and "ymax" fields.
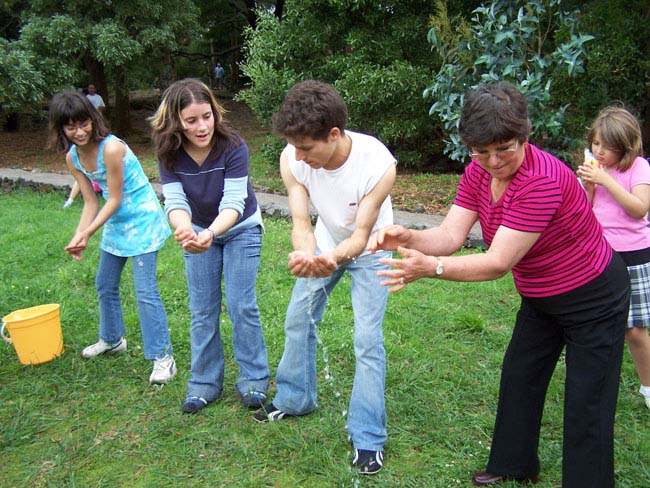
[
  {"xmin": 287, "ymin": 130, "xmax": 396, "ymax": 253},
  {"xmin": 86, "ymin": 93, "xmax": 105, "ymax": 109}
]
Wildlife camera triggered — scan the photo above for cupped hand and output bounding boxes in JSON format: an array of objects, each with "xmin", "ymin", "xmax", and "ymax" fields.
[
  {"xmin": 181, "ymin": 229, "xmax": 213, "ymax": 254},
  {"xmin": 288, "ymin": 251, "xmax": 337, "ymax": 278},
  {"xmin": 65, "ymin": 233, "xmax": 88, "ymax": 260}
]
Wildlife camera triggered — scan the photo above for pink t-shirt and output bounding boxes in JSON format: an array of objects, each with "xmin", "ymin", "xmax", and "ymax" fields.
[
  {"xmin": 455, "ymin": 143, "xmax": 611, "ymax": 298},
  {"xmin": 592, "ymin": 156, "xmax": 650, "ymax": 252}
]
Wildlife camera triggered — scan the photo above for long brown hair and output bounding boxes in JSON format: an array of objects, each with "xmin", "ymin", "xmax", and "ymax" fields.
[
  {"xmin": 149, "ymin": 78, "xmax": 242, "ymax": 170},
  {"xmin": 47, "ymin": 91, "xmax": 109, "ymax": 153}
]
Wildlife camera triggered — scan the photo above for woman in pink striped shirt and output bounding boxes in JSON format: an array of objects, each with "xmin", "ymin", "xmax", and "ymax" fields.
[{"xmin": 369, "ymin": 82, "xmax": 629, "ymax": 488}]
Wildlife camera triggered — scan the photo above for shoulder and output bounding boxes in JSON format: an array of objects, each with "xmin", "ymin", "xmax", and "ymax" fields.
[
  {"xmin": 102, "ymin": 136, "xmax": 127, "ymax": 160},
  {"xmin": 347, "ymin": 130, "xmax": 396, "ymax": 166}
]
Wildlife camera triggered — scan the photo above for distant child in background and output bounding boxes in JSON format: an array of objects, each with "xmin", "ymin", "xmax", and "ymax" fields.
[
  {"xmin": 578, "ymin": 106, "xmax": 650, "ymax": 409},
  {"xmin": 47, "ymin": 91, "xmax": 176, "ymax": 385},
  {"xmin": 63, "ymin": 179, "xmax": 102, "ymax": 208}
]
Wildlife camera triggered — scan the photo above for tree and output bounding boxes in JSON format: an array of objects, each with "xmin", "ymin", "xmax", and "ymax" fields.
[
  {"xmin": 239, "ymin": 0, "xmax": 453, "ymax": 170},
  {"xmin": 554, "ymin": 0, "xmax": 650, "ymax": 152},
  {"xmin": 425, "ymin": 0, "xmax": 593, "ymax": 163},
  {"xmin": 1, "ymin": 0, "xmax": 200, "ymax": 135}
]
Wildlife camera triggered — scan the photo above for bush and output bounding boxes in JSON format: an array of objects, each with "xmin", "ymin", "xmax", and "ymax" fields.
[
  {"xmin": 424, "ymin": 0, "xmax": 594, "ymax": 163},
  {"xmin": 238, "ymin": 1, "xmax": 452, "ymax": 171}
]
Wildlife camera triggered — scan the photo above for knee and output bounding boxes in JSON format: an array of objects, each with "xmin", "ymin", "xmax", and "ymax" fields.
[
  {"xmin": 626, "ymin": 327, "xmax": 649, "ymax": 347},
  {"xmin": 95, "ymin": 279, "xmax": 117, "ymax": 298}
]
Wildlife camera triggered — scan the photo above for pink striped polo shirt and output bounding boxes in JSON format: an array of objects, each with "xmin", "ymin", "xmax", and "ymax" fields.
[{"xmin": 454, "ymin": 143, "xmax": 611, "ymax": 298}]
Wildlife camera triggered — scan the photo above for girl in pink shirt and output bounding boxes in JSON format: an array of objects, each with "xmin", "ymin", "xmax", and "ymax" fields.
[{"xmin": 578, "ymin": 106, "xmax": 650, "ymax": 409}]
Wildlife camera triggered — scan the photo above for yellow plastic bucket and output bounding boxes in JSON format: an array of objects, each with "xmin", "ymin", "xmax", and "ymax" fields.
[{"xmin": 1, "ymin": 304, "xmax": 63, "ymax": 365}]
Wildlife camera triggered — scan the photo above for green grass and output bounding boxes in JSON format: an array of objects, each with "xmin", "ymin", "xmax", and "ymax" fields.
[{"xmin": 1, "ymin": 189, "xmax": 649, "ymax": 487}]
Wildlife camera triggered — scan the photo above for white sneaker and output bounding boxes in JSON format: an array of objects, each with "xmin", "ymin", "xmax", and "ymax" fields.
[
  {"xmin": 81, "ymin": 337, "xmax": 127, "ymax": 358},
  {"xmin": 149, "ymin": 356, "xmax": 177, "ymax": 385},
  {"xmin": 63, "ymin": 198, "xmax": 74, "ymax": 208},
  {"xmin": 640, "ymin": 386, "xmax": 650, "ymax": 409}
]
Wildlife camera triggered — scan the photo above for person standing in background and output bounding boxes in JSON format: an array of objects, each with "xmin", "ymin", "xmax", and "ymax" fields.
[{"xmin": 85, "ymin": 84, "xmax": 105, "ymax": 114}]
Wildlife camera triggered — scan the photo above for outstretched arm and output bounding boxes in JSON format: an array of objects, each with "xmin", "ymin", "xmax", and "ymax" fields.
[{"xmin": 377, "ymin": 224, "xmax": 540, "ymax": 292}]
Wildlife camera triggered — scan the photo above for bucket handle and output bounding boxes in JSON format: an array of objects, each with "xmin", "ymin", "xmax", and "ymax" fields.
[{"xmin": 1, "ymin": 321, "xmax": 12, "ymax": 344}]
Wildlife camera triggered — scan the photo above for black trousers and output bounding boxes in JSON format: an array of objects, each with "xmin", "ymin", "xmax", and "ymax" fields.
[{"xmin": 486, "ymin": 253, "xmax": 630, "ymax": 488}]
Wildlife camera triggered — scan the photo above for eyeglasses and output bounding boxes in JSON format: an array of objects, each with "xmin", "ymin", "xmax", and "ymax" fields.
[
  {"xmin": 63, "ymin": 120, "xmax": 92, "ymax": 132},
  {"xmin": 470, "ymin": 141, "xmax": 519, "ymax": 163}
]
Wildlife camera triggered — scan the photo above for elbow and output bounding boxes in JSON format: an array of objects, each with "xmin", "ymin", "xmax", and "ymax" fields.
[
  {"xmin": 629, "ymin": 209, "xmax": 648, "ymax": 220},
  {"xmin": 488, "ymin": 259, "xmax": 513, "ymax": 280}
]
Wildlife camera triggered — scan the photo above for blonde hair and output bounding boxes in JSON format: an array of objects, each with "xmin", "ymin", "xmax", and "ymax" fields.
[
  {"xmin": 587, "ymin": 106, "xmax": 643, "ymax": 172},
  {"xmin": 149, "ymin": 78, "xmax": 241, "ymax": 170}
]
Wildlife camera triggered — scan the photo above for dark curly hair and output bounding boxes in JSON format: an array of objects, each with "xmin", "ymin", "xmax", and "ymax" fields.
[{"xmin": 272, "ymin": 80, "xmax": 347, "ymax": 141}]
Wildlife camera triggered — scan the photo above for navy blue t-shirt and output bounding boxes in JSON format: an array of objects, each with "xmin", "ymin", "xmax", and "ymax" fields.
[{"xmin": 158, "ymin": 142, "xmax": 258, "ymax": 228}]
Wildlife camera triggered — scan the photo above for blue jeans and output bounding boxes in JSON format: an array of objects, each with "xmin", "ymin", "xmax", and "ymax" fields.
[
  {"xmin": 273, "ymin": 250, "xmax": 391, "ymax": 452},
  {"xmin": 96, "ymin": 249, "xmax": 172, "ymax": 360},
  {"xmin": 184, "ymin": 225, "xmax": 269, "ymax": 402}
]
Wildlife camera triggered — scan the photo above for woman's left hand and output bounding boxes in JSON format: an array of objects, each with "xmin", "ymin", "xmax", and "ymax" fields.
[{"xmin": 377, "ymin": 246, "xmax": 436, "ymax": 292}]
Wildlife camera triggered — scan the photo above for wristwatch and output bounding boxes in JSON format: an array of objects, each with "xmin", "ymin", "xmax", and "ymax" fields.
[{"xmin": 435, "ymin": 257, "xmax": 444, "ymax": 276}]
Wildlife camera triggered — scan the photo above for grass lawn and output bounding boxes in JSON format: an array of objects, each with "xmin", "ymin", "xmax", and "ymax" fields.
[{"xmin": 1, "ymin": 189, "xmax": 649, "ymax": 487}]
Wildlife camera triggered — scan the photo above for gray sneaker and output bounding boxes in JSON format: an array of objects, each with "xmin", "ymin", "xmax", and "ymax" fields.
[
  {"xmin": 149, "ymin": 356, "xmax": 177, "ymax": 385},
  {"xmin": 81, "ymin": 337, "xmax": 127, "ymax": 358}
]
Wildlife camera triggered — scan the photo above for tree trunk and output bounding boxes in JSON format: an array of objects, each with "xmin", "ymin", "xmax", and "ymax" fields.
[
  {"xmin": 275, "ymin": 0, "xmax": 285, "ymax": 20},
  {"xmin": 83, "ymin": 57, "xmax": 108, "ymax": 108},
  {"xmin": 243, "ymin": 0, "xmax": 257, "ymax": 29},
  {"xmin": 112, "ymin": 65, "xmax": 131, "ymax": 137},
  {"xmin": 159, "ymin": 51, "xmax": 175, "ymax": 92}
]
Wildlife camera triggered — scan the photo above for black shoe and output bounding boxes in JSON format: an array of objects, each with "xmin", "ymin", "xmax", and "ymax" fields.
[
  {"xmin": 240, "ymin": 390, "xmax": 267, "ymax": 409},
  {"xmin": 252, "ymin": 403, "xmax": 295, "ymax": 423},
  {"xmin": 352, "ymin": 448, "xmax": 383, "ymax": 475},
  {"xmin": 181, "ymin": 396, "xmax": 208, "ymax": 414}
]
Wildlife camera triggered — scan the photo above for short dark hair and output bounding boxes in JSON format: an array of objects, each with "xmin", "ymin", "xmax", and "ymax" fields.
[
  {"xmin": 47, "ymin": 91, "xmax": 109, "ymax": 153},
  {"xmin": 459, "ymin": 82, "xmax": 531, "ymax": 149},
  {"xmin": 272, "ymin": 80, "xmax": 347, "ymax": 141}
]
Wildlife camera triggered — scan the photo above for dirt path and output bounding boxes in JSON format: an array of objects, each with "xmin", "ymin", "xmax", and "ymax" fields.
[{"xmin": 0, "ymin": 98, "xmax": 265, "ymax": 173}]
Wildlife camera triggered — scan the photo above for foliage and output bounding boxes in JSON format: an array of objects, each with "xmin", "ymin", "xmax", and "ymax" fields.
[
  {"xmin": 424, "ymin": 0, "xmax": 594, "ymax": 163},
  {"xmin": 0, "ymin": 39, "xmax": 48, "ymax": 112},
  {"xmin": 2, "ymin": 189, "xmax": 650, "ymax": 486},
  {"xmin": 238, "ymin": 0, "xmax": 450, "ymax": 170},
  {"xmin": 553, "ymin": 0, "xmax": 650, "ymax": 156},
  {"xmin": 1, "ymin": 0, "xmax": 200, "ymax": 132}
]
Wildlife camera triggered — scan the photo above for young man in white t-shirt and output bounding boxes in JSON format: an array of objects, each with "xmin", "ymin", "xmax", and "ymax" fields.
[{"xmin": 253, "ymin": 80, "xmax": 396, "ymax": 475}]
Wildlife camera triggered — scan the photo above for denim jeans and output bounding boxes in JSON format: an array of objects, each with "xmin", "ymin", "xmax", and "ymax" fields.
[
  {"xmin": 184, "ymin": 225, "xmax": 269, "ymax": 402},
  {"xmin": 273, "ymin": 250, "xmax": 391, "ymax": 452},
  {"xmin": 96, "ymin": 249, "xmax": 172, "ymax": 360}
]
